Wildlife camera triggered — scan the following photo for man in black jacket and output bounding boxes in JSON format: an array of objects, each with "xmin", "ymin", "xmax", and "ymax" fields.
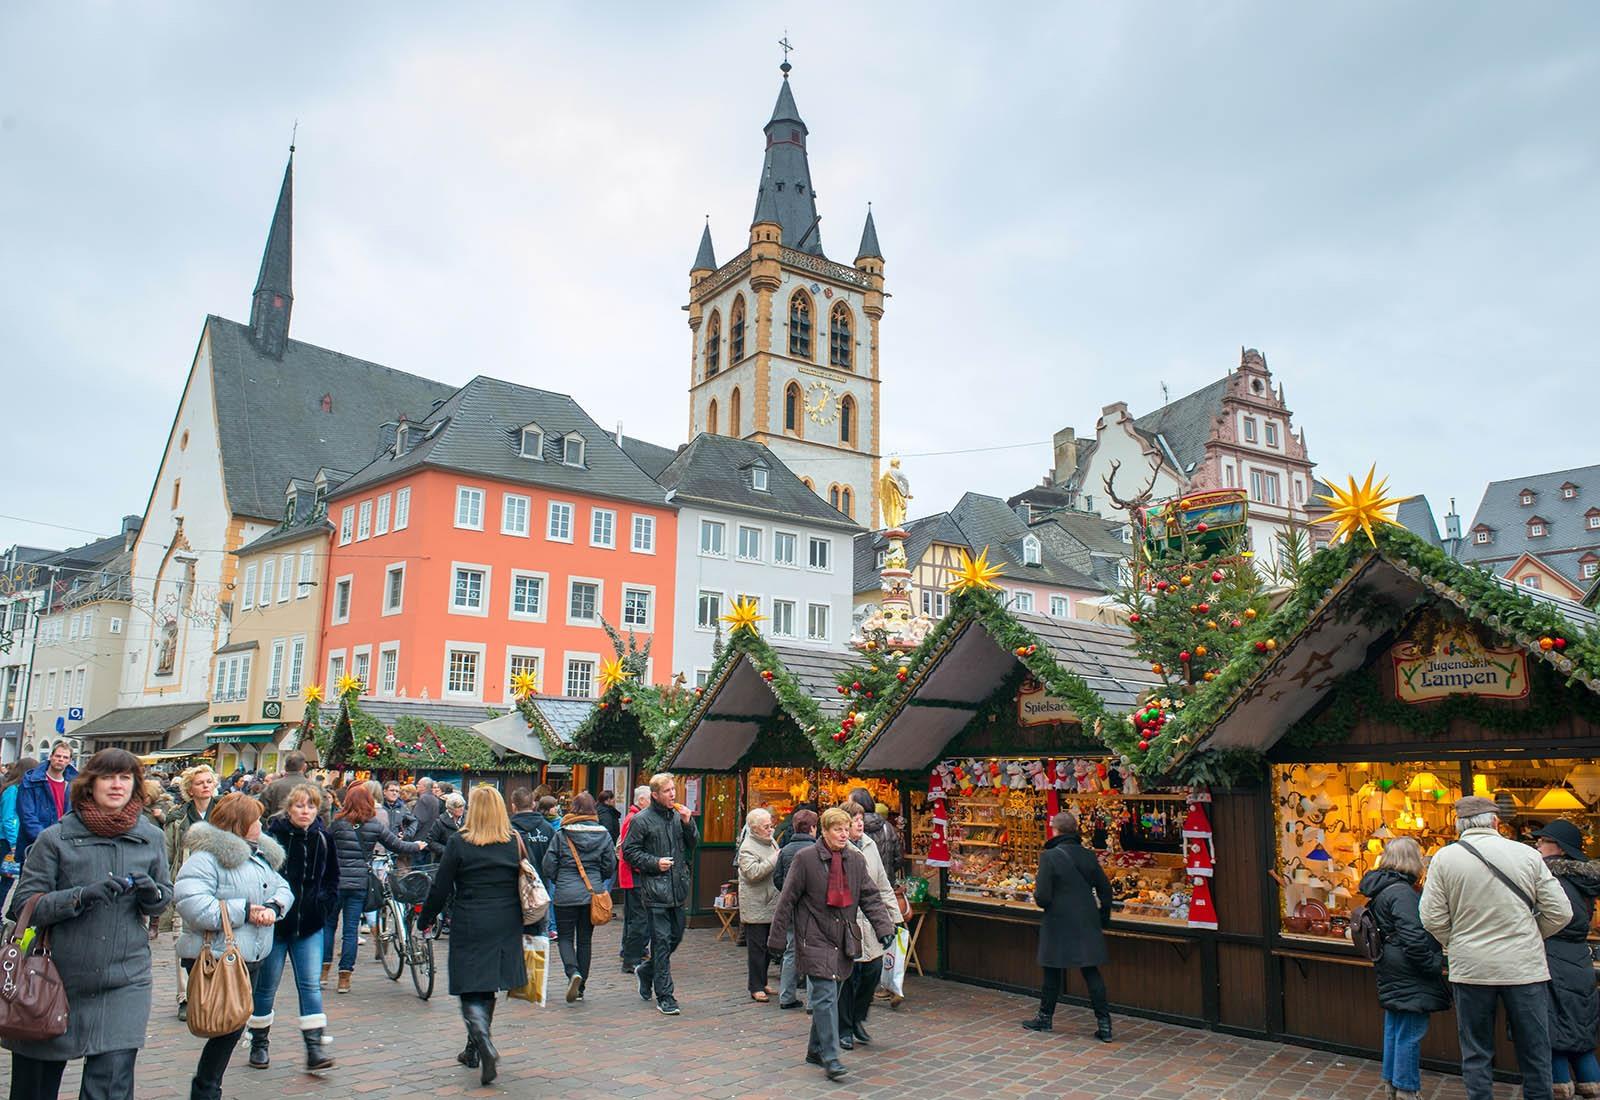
[
  {"xmin": 773, "ymin": 809, "xmax": 818, "ymax": 1010},
  {"xmin": 411, "ymin": 777, "xmax": 442, "ymax": 847},
  {"xmin": 621, "ymin": 772, "xmax": 699, "ymax": 1016}
]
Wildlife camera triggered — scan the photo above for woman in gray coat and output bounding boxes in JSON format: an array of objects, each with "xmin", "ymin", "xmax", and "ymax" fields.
[
  {"xmin": 1021, "ymin": 811, "xmax": 1116, "ymax": 1042},
  {"xmin": 2, "ymin": 748, "xmax": 173, "ymax": 1100}
]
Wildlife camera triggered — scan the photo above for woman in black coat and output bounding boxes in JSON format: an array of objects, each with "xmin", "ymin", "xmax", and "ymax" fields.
[
  {"xmin": 419, "ymin": 786, "xmax": 530, "ymax": 1087},
  {"xmin": 1022, "ymin": 812, "xmax": 1116, "ymax": 1041},
  {"xmin": 1534, "ymin": 821, "xmax": 1600, "ymax": 1098},
  {"xmin": 1358, "ymin": 838, "xmax": 1449, "ymax": 1100}
]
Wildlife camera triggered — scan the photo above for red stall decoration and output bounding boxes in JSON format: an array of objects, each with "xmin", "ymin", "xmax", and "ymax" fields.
[{"xmin": 1182, "ymin": 795, "xmax": 1218, "ymax": 929}]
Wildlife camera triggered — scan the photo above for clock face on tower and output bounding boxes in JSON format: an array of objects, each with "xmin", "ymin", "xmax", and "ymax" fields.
[{"xmin": 805, "ymin": 379, "xmax": 837, "ymax": 425}]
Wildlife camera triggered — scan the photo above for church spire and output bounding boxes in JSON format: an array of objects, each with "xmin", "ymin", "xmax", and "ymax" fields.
[
  {"xmin": 249, "ymin": 148, "xmax": 294, "ymax": 359},
  {"xmin": 856, "ymin": 206, "xmax": 883, "ymax": 263},
  {"xmin": 750, "ymin": 58, "xmax": 823, "ymax": 256},
  {"xmin": 692, "ymin": 219, "xmax": 717, "ymax": 274}
]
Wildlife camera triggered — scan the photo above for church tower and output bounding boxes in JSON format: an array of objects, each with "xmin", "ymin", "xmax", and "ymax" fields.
[
  {"xmin": 249, "ymin": 149, "xmax": 294, "ymax": 359},
  {"xmin": 686, "ymin": 59, "xmax": 885, "ymax": 526}
]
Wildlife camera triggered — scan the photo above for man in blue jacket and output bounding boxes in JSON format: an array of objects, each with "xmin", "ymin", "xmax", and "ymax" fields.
[{"xmin": 16, "ymin": 741, "xmax": 76, "ymax": 866}]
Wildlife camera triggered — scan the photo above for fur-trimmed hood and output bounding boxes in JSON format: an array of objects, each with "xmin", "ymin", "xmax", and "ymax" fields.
[{"xmin": 183, "ymin": 821, "xmax": 286, "ymax": 871}]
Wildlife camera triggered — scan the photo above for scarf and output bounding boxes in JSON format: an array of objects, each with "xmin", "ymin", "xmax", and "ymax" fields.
[
  {"xmin": 562, "ymin": 814, "xmax": 598, "ymax": 825},
  {"xmin": 825, "ymin": 844, "xmax": 853, "ymax": 908},
  {"xmin": 76, "ymin": 794, "xmax": 145, "ymax": 838}
]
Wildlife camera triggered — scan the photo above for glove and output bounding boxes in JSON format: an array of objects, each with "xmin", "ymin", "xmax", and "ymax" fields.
[
  {"xmin": 129, "ymin": 872, "xmax": 164, "ymax": 904},
  {"xmin": 80, "ymin": 877, "xmax": 129, "ymax": 910}
]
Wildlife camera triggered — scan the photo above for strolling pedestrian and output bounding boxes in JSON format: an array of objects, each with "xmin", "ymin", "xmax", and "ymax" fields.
[
  {"xmin": 252, "ymin": 783, "xmax": 341, "ymax": 1071},
  {"xmin": 13, "ymin": 741, "xmax": 77, "ymax": 868},
  {"xmin": 766, "ymin": 806, "xmax": 895, "ymax": 1082},
  {"xmin": 411, "ymin": 777, "xmax": 441, "ymax": 852},
  {"xmin": 838, "ymin": 800, "xmax": 899, "ymax": 1048},
  {"xmin": 1532, "ymin": 820, "xmax": 1600, "ymax": 1099},
  {"xmin": 0, "ymin": 756, "xmax": 37, "ymax": 915},
  {"xmin": 418, "ymin": 786, "xmax": 529, "ymax": 1086},
  {"xmin": 773, "ymin": 808, "xmax": 818, "ymax": 1010},
  {"xmin": 615, "ymin": 785, "xmax": 651, "ymax": 973},
  {"xmin": 737, "ymin": 807, "xmax": 780, "ymax": 1002},
  {"xmin": 1022, "ymin": 812, "xmax": 1116, "ymax": 1042},
  {"xmin": 174, "ymin": 793, "xmax": 295, "ymax": 1099},
  {"xmin": 2, "ymin": 748, "xmax": 173, "ymax": 1100},
  {"xmin": 165, "ymin": 764, "xmax": 218, "ymax": 1019},
  {"xmin": 621, "ymin": 772, "xmax": 699, "ymax": 1016},
  {"xmin": 1420, "ymin": 795, "xmax": 1572, "ymax": 1100},
  {"xmin": 542, "ymin": 791, "xmax": 616, "ymax": 1003},
  {"xmin": 258, "ymin": 752, "xmax": 309, "ymax": 821},
  {"xmin": 325, "ymin": 784, "xmax": 425, "ymax": 994},
  {"xmin": 597, "ymin": 789, "xmax": 622, "ymax": 843},
  {"xmin": 1357, "ymin": 837, "xmax": 1450, "ymax": 1100}
]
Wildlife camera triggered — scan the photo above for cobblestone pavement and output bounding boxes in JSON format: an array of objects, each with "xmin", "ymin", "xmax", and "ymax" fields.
[{"xmin": 48, "ymin": 925, "xmax": 1518, "ymax": 1099}]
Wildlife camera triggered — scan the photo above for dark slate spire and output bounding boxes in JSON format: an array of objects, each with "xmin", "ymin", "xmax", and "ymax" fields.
[
  {"xmin": 750, "ymin": 64, "xmax": 824, "ymax": 256},
  {"xmin": 855, "ymin": 206, "xmax": 882, "ymax": 262},
  {"xmin": 693, "ymin": 220, "xmax": 717, "ymax": 272},
  {"xmin": 249, "ymin": 149, "xmax": 294, "ymax": 359}
]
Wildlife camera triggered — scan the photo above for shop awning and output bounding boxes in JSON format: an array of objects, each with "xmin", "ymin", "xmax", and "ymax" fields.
[
  {"xmin": 205, "ymin": 723, "xmax": 281, "ymax": 744},
  {"xmin": 76, "ymin": 702, "xmax": 209, "ymax": 739},
  {"xmin": 472, "ymin": 713, "xmax": 549, "ymax": 763}
]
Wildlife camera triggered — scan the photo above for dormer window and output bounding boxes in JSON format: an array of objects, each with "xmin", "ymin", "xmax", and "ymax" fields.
[
  {"xmin": 283, "ymin": 491, "xmax": 297, "ymax": 525},
  {"xmin": 1472, "ymin": 525, "xmax": 1492, "ymax": 545},
  {"xmin": 563, "ymin": 434, "xmax": 585, "ymax": 467},
  {"xmin": 1561, "ymin": 482, "xmax": 1579, "ymax": 500},
  {"xmin": 1520, "ymin": 489, "xmax": 1536, "ymax": 506},
  {"xmin": 520, "ymin": 426, "xmax": 545, "ymax": 460},
  {"xmin": 1023, "ymin": 535, "xmax": 1042, "ymax": 566},
  {"xmin": 751, "ymin": 466, "xmax": 770, "ymax": 492},
  {"xmin": 1587, "ymin": 509, "xmax": 1600, "ymax": 531},
  {"xmin": 876, "ymin": 549, "xmax": 887, "ymax": 569},
  {"xmin": 1528, "ymin": 518, "xmax": 1548, "ymax": 538},
  {"xmin": 394, "ymin": 423, "xmax": 408, "ymax": 456}
]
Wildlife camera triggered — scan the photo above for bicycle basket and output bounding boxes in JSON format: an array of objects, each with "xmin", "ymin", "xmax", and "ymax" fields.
[{"xmin": 394, "ymin": 869, "xmax": 437, "ymax": 904}]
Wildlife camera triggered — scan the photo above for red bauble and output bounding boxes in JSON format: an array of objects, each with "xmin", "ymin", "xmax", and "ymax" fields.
[
  {"xmin": 1195, "ymin": 522, "xmax": 1209, "ymax": 533},
  {"xmin": 1254, "ymin": 641, "xmax": 1268, "ymax": 653},
  {"xmin": 1155, "ymin": 580, "xmax": 1169, "ymax": 591},
  {"xmin": 1179, "ymin": 650, "xmax": 1191, "ymax": 662},
  {"xmin": 1211, "ymin": 571, "xmax": 1224, "ymax": 583},
  {"xmin": 1231, "ymin": 619, "xmax": 1243, "ymax": 629},
  {"xmin": 851, "ymin": 681, "xmax": 862, "ymax": 691},
  {"xmin": 896, "ymin": 670, "xmax": 908, "ymax": 681},
  {"xmin": 1555, "ymin": 638, "xmax": 1568, "ymax": 650},
  {"xmin": 1197, "ymin": 602, "xmax": 1210, "ymax": 613},
  {"xmin": 837, "ymin": 685, "xmax": 848, "ymax": 695},
  {"xmin": 761, "ymin": 670, "xmax": 774, "ymax": 681},
  {"xmin": 1137, "ymin": 740, "xmax": 1150, "ymax": 751},
  {"xmin": 622, "ymin": 695, "xmax": 633, "ymax": 704},
  {"xmin": 1128, "ymin": 612, "xmax": 1141, "ymax": 623}
]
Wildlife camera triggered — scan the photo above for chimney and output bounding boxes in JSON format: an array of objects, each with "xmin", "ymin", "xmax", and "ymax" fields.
[
  {"xmin": 616, "ymin": 421, "xmax": 624, "ymax": 447},
  {"xmin": 120, "ymin": 514, "xmax": 141, "ymax": 551},
  {"xmin": 1051, "ymin": 427, "xmax": 1080, "ymax": 486},
  {"xmin": 1444, "ymin": 498, "xmax": 1462, "ymax": 542}
]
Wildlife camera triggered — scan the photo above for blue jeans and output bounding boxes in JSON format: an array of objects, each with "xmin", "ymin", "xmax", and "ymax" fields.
[
  {"xmin": 1552, "ymin": 1050, "xmax": 1600, "ymax": 1085},
  {"xmin": 1382, "ymin": 1009, "xmax": 1429, "ymax": 1091},
  {"xmin": 779, "ymin": 930, "xmax": 799, "ymax": 1005},
  {"xmin": 322, "ymin": 888, "xmax": 367, "ymax": 973},
  {"xmin": 253, "ymin": 932, "xmax": 325, "ymax": 1022}
]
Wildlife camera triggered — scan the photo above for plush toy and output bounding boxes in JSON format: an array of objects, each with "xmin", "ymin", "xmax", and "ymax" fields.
[
  {"xmin": 1027, "ymin": 759, "xmax": 1051, "ymax": 790},
  {"xmin": 1123, "ymin": 770, "xmax": 1141, "ymax": 797},
  {"xmin": 1053, "ymin": 760, "xmax": 1073, "ymax": 790},
  {"xmin": 988, "ymin": 761, "xmax": 1005, "ymax": 789},
  {"xmin": 1005, "ymin": 761, "xmax": 1028, "ymax": 790},
  {"xmin": 1074, "ymin": 759, "xmax": 1092, "ymax": 792},
  {"xmin": 952, "ymin": 763, "xmax": 975, "ymax": 797}
]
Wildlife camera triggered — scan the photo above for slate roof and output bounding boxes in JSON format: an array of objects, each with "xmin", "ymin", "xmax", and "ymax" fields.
[
  {"xmin": 76, "ymin": 702, "xmax": 208, "ymax": 739},
  {"xmin": 1132, "ymin": 376, "xmax": 1230, "ymax": 474},
  {"xmin": 619, "ymin": 435, "xmax": 680, "ymax": 480},
  {"xmin": 656, "ymin": 434, "xmax": 858, "ymax": 529},
  {"xmin": 524, "ymin": 697, "xmax": 595, "ymax": 746},
  {"xmin": 856, "ymin": 209, "xmax": 882, "ymax": 261},
  {"xmin": 1394, "ymin": 496, "xmax": 1442, "ymax": 547},
  {"xmin": 329, "ymin": 376, "xmax": 671, "ymax": 508},
  {"xmin": 692, "ymin": 224, "xmax": 717, "ymax": 272},
  {"xmin": 253, "ymin": 157, "xmax": 293, "ymax": 301},
  {"xmin": 1460, "ymin": 463, "xmax": 1600, "ymax": 585},
  {"xmin": 751, "ymin": 77, "xmax": 824, "ymax": 256},
  {"xmin": 237, "ymin": 516, "xmax": 332, "ymax": 557},
  {"xmin": 853, "ymin": 511, "xmax": 968, "ymax": 593},
  {"xmin": 206, "ymin": 316, "xmax": 456, "ymax": 522},
  {"xmin": 357, "ymin": 699, "xmax": 505, "ymax": 729}
]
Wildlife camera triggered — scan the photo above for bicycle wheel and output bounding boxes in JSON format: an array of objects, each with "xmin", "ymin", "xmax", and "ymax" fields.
[
  {"xmin": 377, "ymin": 900, "xmax": 405, "ymax": 980},
  {"xmin": 409, "ymin": 913, "xmax": 435, "ymax": 1000}
]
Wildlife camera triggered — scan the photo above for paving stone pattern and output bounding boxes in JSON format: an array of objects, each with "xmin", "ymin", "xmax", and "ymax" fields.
[{"xmin": 49, "ymin": 925, "xmax": 1519, "ymax": 1099}]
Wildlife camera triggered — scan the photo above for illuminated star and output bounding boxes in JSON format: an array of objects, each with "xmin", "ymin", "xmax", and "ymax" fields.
[
  {"xmin": 1313, "ymin": 467, "xmax": 1406, "ymax": 546},
  {"xmin": 302, "ymin": 684, "xmax": 324, "ymax": 704},
  {"xmin": 510, "ymin": 670, "xmax": 540, "ymax": 699},
  {"xmin": 946, "ymin": 547, "xmax": 1004, "ymax": 595},
  {"xmin": 598, "ymin": 657, "xmax": 630, "ymax": 693},
  {"xmin": 335, "ymin": 673, "xmax": 362, "ymax": 697},
  {"xmin": 719, "ymin": 597, "xmax": 768, "ymax": 635}
]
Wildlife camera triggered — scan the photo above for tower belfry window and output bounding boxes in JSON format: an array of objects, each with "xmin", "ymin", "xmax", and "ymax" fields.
[
  {"xmin": 784, "ymin": 382, "xmax": 803, "ymax": 436},
  {"xmin": 730, "ymin": 295, "xmax": 746, "ymax": 362},
  {"xmin": 839, "ymin": 396, "xmax": 856, "ymax": 447},
  {"xmin": 789, "ymin": 292, "xmax": 813, "ymax": 359},
  {"xmin": 705, "ymin": 310, "xmax": 721, "ymax": 377},
  {"xmin": 829, "ymin": 303, "xmax": 853, "ymax": 369}
]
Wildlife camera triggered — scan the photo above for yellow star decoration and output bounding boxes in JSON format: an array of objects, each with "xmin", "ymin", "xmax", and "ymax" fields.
[
  {"xmin": 719, "ymin": 597, "xmax": 768, "ymax": 635},
  {"xmin": 946, "ymin": 547, "xmax": 1004, "ymax": 595},
  {"xmin": 1313, "ymin": 466, "xmax": 1408, "ymax": 546},
  {"xmin": 598, "ymin": 657, "xmax": 630, "ymax": 693},
  {"xmin": 301, "ymin": 684, "xmax": 324, "ymax": 704},
  {"xmin": 510, "ymin": 670, "xmax": 540, "ymax": 699},
  {"xmin": 336, "ymin": 673, "xmax": 363, "ymax": 698}
]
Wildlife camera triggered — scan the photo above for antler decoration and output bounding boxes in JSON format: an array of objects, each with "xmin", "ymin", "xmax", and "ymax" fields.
[{"xmin": 1102, "ymin": 457, "xmax": 1161, "ymax": 513}]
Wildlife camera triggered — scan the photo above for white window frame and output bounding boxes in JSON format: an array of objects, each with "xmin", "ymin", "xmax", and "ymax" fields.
[
  {"xmin": 621, "ymin": 584, "xmax": 654, "ymax": 630},
  {"xmin": 394, "ymin": 487, "xmax": 411, "ymax": 530},
  {"xmin": 520, "ymin": 426, "xmax": 545, "ymax": 459},
  {"xmin": 383, "ymin": 562, "xmax": 406, "ymax": 616},
  {"xmin": 339, "ymin": 506, "xmax": 354, "ymax": 545},
  {"xmin": 508, "ymin": 569, "xmax": 549, "ymax": 622},
  {"xmin": 807, "ymin": 536, "xmax": 832, "ymax": 572},
  {"xmin": 44, "ymin": 670, "xmax": 56, "ymax": 707},
  {"xmin": 277, "ymin": 555, "xmax": 294, "ymax": 602},
  {"xmin": 752, "ymin": 466, "xmax": 770, "ymax": 492},
  {"xmin": 375, "ymin": 493, "xmax": 391, "ymax": 535},
  {"xmin": 562, "ymin": 434, "xmax": 586, "ymax": 467},
  {"xmin": 441, "ymin": 641, "xmax": 487, "ymax": 701},
  {"xmin": 1049, "ymin": 595, "xmax": 1071, "ymax": 619},
  {"xmin": 1530, "ymin": 522, "xmax": 1545, "ymax": 537},
  {"xmin": 693, "ymin": 668, "xmax": 711, "ymax": 688},
  {"xmin": 1562, "ymin": 486, "xmax": 1578, "ymax": 500},
  {"xmin": 1520, "ymin": 574, "xmax": 1541, "ymax": 589},
  {"xmin": 921, "ymin": 589, "xmax": 947, "ymax": 618},
  {"xmin": 737, "ymin": 525, "xmax": 763, "ymax": 562},
  {"xmin": 297, "ymin": 547, "xmax": 315, "ymax": 599},
  {"xmin": 630, "ymin": 514, "xmax": 656, "ymax": 554},
  {"xmin": 773, "ymin": 530, "xmax": 799, "ymax": 567},
  {"xmin": 449, "ymin": 562, "xmax": 491, "ymax": 617},
  {"xmin": 109, "ymin": 616, "xmax": 123, "ymax": 635},
  {"xmin": 547, "ymin": 501, "xmax": 575, "ymax": 543},
  {"xmin": 806, "ymin": 602, "xmax": 831, "ymax": 642},
  {"xmin": 591, "ymin": 508, "xmax": 617, "ymax": 549},
  {"xmin": 258, "ymin": 558, "xmax": 276, "ymax": 608},
  {"xmin": 1022, "ymin": 536, "xmax": 1041, "ymax": 566},
  {"xmin": 1243, "ymin": 416, "xmax": 1258, "ymax": 443},
  {"xmin": 1265, "ymin": 421, "xmax": 1279, "ymax": 448},
  {"xmin": 331, "ymin": 575, "xmax": 353, "ymax": 625},
  {"xmin": 1582, "ymin": 561, "xmax": 1599, "ymax": 580},
  {"xmin": 241, "ymin": 564, "xmax": 257, "ymax": 611},
  {"xmin": 266, "ymin": 639, "xmax": 286, "ymax": 700},
  {"xmin": 503, "ymin": 647, "xmax": 545, "ymax": 705},
  {"xmin": 72, "ymin": 666, "xmax": 86, "ymax": 706},
  {"xmin": 1589, "ymin": 514, "xmax": 1600, "ymax": 531},
  {"xmin": 771, "ymin": 598, "xmax": 798, "ymax": 639},
  {"xmin": 357, "ymin": 500, "xmax": 373, "ymax": 541},
  {"xmin": 501, "ymin": 493, "xmax": 531, "ymax": 537},
  {"xmin": 455, "ymin": 486, "xmax": 485, "ymax": 531},
  {"xmin": 286, "ymin": 635, "xmax": 306, "ymax": 697},
  {"xmin": 377, "ymin": 642, "xmax": 400, "ymax": 697},
  {"xmin": 567, "ymin": 576, "xmax": 604, "ymax": 627},
  {"xmin": 699, "ymin": 519, "xmax": 727, "ymax": 557},
  {"xmin": 1474, "ymin": 529, "xmax": 1491, "ymax": 544},
  {"xmin": 352, "ymin": 645, "xmax": 372, "ymax": 696},
  {"xmin": 1521, "ymin": 492, "xmax": 1535, "ymax": 505},
  {"xmin": 325, "ymin": 650, "xmax": 347, "ymax": 694},
  {"xmin": 696, "ymin": 589, "xmax": 724, "ymax": 631},
  {"xmin": 1012, "ymin": 590, "xmax": 1035, "ymax": 612},
  {"xmin": 563, "ymin": 652, "xmax": 601, "ymax": 699}
]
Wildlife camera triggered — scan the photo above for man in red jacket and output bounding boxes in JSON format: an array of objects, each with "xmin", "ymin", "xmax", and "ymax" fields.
[{"xmin": 616, "ymin": 785, "xmax": 651, "ymax": 973}]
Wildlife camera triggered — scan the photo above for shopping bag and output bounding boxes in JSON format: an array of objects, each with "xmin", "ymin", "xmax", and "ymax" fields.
[
  {"xmin": 879, "ymin": 925, "xmax": 909, "ymax": 997},
  {"xmin": 508, "ymin": 934, "xmax": 549, "ymax": 1006}
]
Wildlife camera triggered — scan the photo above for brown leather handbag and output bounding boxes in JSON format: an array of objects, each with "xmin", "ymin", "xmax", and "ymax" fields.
[
  {"xmin": 185, "ymin": 900, "xmax": 253, "ymax": 1038},
  {"xmin": 0, "ymin": 894, "xmax": 70, "ymax": 1042},
  {"xmin": 564, "ymin": 833, "xmax": 614, "ymax": 926}
]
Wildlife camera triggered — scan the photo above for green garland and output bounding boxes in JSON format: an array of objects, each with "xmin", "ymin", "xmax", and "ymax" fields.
[{"xmin": 312, "ymin": 698, "xmax": 533, "ymax": 772}]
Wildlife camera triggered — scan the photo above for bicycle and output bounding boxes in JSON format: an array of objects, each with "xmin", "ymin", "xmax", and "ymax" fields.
[{"xmin": 371, "ymin": 854, "xmax": 438, "ymax": 999}]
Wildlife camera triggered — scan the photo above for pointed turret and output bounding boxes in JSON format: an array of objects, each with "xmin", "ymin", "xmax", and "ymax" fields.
[
  {"xmin": 750, "ymin": 65, "xmax": 823, "ymax": 256},
  {"xmin": 249, "ymin": 150, "xmax": 294, "ymax": 358},
  {"xmin": 692, "ymin": 221, "xmax": 717, "ymax": 275},
  {"xmin": 855, "ymin": 208, "xmax": 883, "ymax": 263}
]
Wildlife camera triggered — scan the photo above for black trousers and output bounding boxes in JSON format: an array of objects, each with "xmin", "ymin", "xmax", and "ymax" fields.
[
  {"xmin": 838, "ymin": 957, "xmax": 884, "ymax": 1032},
  {"xmin": 636, "ymin": 905, "xmax": 686, "ymax": 1001},
  {"xmin": 189, "ymin": 959, "xmax": 263, "ymax": 1100},
  {"xmin": 743, "ymin": 921, "xmax": 772, "ymax": 994},
  {"xmin": 619, "ymin": 887, "xmax": 649, "ymax": 967},
  {"xmin": 1039, "ymin": 965, "xmax": 1109, "ymax": 1017},
  {"xmin": 1453, "ymin": 981, "xmax": 1553, "ymax": 1100},
  {"xmin": 9, "ymin": 1048, "xmax": 138, "ymax": 1100},
  {"xmin": 555, "ymin": 904, "xmax": 594, "ymax": 981}
]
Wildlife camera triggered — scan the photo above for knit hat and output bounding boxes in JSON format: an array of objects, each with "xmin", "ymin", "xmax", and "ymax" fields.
[{"xmin": 1453, "ymin": 795, "xmax": 1499, "ymax": 819}]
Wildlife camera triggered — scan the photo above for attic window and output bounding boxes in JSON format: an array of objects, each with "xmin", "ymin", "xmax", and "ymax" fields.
[
  {"xmin": 1521, "ymin": 491, "xmax": 1536, "ymax": 505},
  {"xmin": 1562, "ymin": 483, "xmax": 1579, "ymax": 499},
  {"xmin": 752, "ymin": 467, "xmax": 770, "ymax": 492},
  {"xmin": 394, "ymin": 423, "xmax": 408, "ymax": 456},
  {"xmin": 563, "ymin": 435, "xmax": 585, "ymax": 467},
  {"xmin": 1022, "ymin": 535, "xmax": 1042, "ymax": 566},
  {"xmin": 521, "ymin": 427, "xmax": 545, "ymax": 460},
  {"xmin": 1474, "ymin": 529, "xmax": 1491, "ymax": 544},
  {"xmin": 1528, "ymin": 519, "xmax": 1547, "ymax": 537}
]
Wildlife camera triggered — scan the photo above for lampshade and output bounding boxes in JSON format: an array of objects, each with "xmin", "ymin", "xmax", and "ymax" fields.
[
  {"xmin": 1372, "ymin": 824, "xmax": 1393, "ymax": 839},
  {"xmin": 1407, "ymin": 771, "xmax": 1442, "ymax": 793},
  {"xmin": 1567, "ymin": 763, "xmax": 1600, "ymax": 805},
  {"xmin": 1306, "ymin": 843, "xmax": 1332, "ymax": 862},
  {"xmin": 1472, "ymin": 774, "xmax": 1492, "ymax": 799},
  {"xmin": 1534, "ymin": 786, "xmax": 1585, "ymax": 812}
]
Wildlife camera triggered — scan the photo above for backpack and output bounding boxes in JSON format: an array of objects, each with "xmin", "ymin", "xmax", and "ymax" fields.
[{"xmin": 1349, "ymin": 903, "xmax": 1386, "ymax": 962}]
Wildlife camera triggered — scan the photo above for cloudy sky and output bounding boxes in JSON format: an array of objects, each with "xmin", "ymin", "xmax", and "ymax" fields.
[{"xmin": 2, "ymin": 3, "xmax": 1595, "ymax": 552}]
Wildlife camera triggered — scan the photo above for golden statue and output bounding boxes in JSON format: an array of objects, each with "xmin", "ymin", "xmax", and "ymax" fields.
[{"xmin": 879, "ymin": 458, "xmax": 912, "ymax": 529}]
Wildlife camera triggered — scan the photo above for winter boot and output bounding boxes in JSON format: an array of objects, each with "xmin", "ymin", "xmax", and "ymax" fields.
[
  {"xmin": 1574, "ymin": 1085, "xmax": 1600, "ymax": 1099},
  {"xmin": 462, "ymin": 996, "xmax": 499, "ymax": 1085},
  {"xmin": 1552, "ymin": 1085, "xmax": 1576, "ymax": 1100},
  {"xmin": 456, "ymin": 1036, "xmax": 479, "ymax": 1069},
  {"xmin": 337, "ymin": 970, "xmax": 351, "ymax": 994},
  {"xmin": 321, "ymin": 962, "xmax": 332, "ymax": 987},
  {"xmin": 300, "ymin": 1015, "xmax": 334, "ymax": 1071},
  {"xmin": 1394, "ymin": 1092, "xmax": 1422, "ymax": 1100},
  {"xmin": 1020, "ymin": 1012, "xmax": 1053, "ymax": 1032},
  {"xmin": 1094, "ymin": 1012, "xmax": 1114, "ymax": 1043},
  {"xmin": 247, "ymin": 1014, "xmax": 272, "ymax": 1069}
]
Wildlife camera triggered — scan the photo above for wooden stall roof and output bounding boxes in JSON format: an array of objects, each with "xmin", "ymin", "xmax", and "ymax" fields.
[
  {"xmin": 661, "ymin": 644, "xmax": 857, "ymax": 772},
  {"xmin": 848, "ymin": 610, "xmax": 1161, "ymax": 774}
]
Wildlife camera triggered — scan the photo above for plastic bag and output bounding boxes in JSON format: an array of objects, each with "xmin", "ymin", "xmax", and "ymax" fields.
[
  {"xmin": 508, "ymin": 934, "xmax": 550, "ymax": 1006},
  {"xmin": 879, "ymin": 925, "xmax": 909, "ymax": 997},
  {"xmin": 904, "ymin": 876, "xmax": 929, "ymax": 904}
]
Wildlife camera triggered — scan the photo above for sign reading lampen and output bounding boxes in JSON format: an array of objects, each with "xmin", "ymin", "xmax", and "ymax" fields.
[
  {"xmin": 1017, "ymin": 678, "xmax": 1079, "ymax": 725},
  {"xmin": 1391, "ymin": 633, "xmax": 1528, "ymax": 704}
]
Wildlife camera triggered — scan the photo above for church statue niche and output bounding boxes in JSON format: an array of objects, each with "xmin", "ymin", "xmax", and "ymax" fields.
[{"xmin": 156, "ymin": 617, "xmax": 178, "ymax": 676}]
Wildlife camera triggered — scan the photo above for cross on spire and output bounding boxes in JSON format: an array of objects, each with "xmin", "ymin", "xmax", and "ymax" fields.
[{"xmin": 778, "ymin": 32, "xmax": 793, "ymax": 78}]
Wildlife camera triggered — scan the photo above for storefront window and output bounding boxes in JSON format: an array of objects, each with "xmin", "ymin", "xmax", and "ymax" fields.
[
  {"xmin": 745, "ymin": 766, "xmax": 900, "ymax": 825},
  {"xmin": 1470, "ymin": 758, "xmax": 1600, "ymax": 854}
]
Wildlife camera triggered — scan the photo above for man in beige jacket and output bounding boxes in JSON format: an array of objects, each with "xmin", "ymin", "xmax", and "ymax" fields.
[{"xmin": 1420, "ymin": 795, "xmax": 1572, "ymax": 1100}]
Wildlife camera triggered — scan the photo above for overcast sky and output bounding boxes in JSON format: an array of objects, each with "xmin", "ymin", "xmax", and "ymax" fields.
[{"xmin": 2, "ymin": 3, "xmax": 1595, "ymax": 553}]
